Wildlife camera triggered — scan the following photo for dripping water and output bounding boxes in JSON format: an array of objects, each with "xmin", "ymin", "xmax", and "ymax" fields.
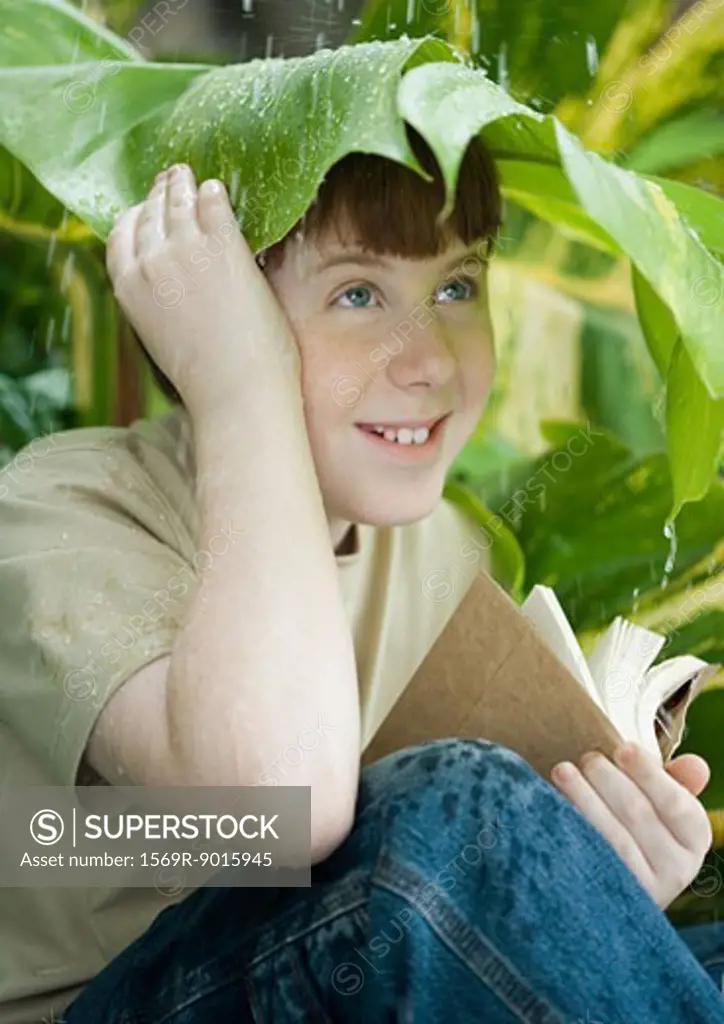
[
  {"xmin": 660, "ymin": 521, "xmax": 678, "ymax": 589},
  {"xmin": 498, "ymin": 42, "xmax": 508, "ymax": 91},
  {"xmin": 585, "ymin": 34, "xmax": 599, "ymax": 76}
]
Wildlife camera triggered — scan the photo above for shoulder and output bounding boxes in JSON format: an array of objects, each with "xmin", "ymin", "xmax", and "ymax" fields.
[
  {"xmin": 0, "ymin": 406, "xmax": 197, "ymax": 558},
  {"xmin": 1, "ymin": 405, "xmax": 192, "ymax": 488}
]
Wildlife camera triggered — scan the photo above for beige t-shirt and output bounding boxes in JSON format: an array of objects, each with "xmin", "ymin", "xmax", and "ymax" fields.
[{"xmin": 0, "ymin": 405, "xmax": 487, "ymax": 1024}]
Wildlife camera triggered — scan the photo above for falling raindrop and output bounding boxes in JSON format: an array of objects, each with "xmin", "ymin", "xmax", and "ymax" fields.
[
  {"xmin": 585, "ymin": 34, "xmax": 599, "ymax": 76},
  {"xmin": 60, "ymin": 252, "xmax": 75, "ymax": 293},
  {"xmin": 471, "ymin": 5, "xmax": 480, "ymax": 56},
  {"xmin": 242, "ymin": 0, "xmax": 253, "ymax": 12},
  {"xmin": 229, "ymin": 166, "xmax": 239, "ymax": 205},
  {"xmin": 406, "ymin": 0, "xmax": 416, "ymax": 24},
  {"xmin": 44, "ymin": 317, "xmax": 56, "ymax": 353},
  {"xmin": 45, "ymin": 230, "xmax": 58, "ymax": 269},
  {"xmin": 660, "ymin": 521, "xmax": 678, "ymax": 589},
  {"xmin": 498, "ymin": 42, "xmax": 508, "ymax": 91}
]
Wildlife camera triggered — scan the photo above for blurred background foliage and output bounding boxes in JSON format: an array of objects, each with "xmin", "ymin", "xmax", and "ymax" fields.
[{"xmin": 1, "ymin": 0, "xmax": 722, "ymax": 923}]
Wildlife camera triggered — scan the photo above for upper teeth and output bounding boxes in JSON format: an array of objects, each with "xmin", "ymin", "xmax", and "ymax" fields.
[{"xmin": 370, "ymin": 425, "xmax": 431, "ymax": 444}]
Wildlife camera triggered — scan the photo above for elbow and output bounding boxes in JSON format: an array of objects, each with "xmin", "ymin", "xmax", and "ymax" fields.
[{"xmin": 310, "ymin": 787, "xmax": 357, "ymax": 865}]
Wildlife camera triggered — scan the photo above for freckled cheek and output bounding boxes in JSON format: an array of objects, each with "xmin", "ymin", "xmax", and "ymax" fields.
[
  {"xmin": 461, "ymin": 340, "xmax": 496, "ymax": 406},
  {"xmin": 297, "ymin": 355, "xmax": 362, "ymax": 444}
]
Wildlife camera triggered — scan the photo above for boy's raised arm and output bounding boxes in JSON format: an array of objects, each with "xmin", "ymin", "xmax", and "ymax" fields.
[
  {"xmin": 89, "ymin": 166, "xmax": 361, "ymax": 859},
  {"xmin": 166, "ymin": 380, "xmax": 361, "ymax": 852}
]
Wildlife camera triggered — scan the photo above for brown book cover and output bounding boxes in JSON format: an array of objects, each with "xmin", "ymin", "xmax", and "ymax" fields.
[{"xmin": 361, "ymin": 569, "xmax": 642, "ymax": 781}]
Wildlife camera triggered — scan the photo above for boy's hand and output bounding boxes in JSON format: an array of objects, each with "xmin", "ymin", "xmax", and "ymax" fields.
[
  {"xmin": 550, "ymin": 743, "xmax": 713, "ymax": 909},
  {"xmin": 105, "ymin": 164, "xmax": 301, "ymax": 417}
]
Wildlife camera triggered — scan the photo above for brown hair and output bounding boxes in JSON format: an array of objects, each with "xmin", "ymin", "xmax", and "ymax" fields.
[{"xmin": 141, "ymin": 126, "xmax": 502, "ymax": 406}]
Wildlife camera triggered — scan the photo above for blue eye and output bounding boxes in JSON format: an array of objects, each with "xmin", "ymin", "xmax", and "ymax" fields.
[
  {"xmin": 437, "ymin": 277, "xmax": 477, "ymax": 303},
  {"xmin": 336, "ymin": 285, "xmax": 377, "ymax": 308}
]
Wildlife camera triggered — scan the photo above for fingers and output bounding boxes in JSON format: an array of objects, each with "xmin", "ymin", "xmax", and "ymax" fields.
[
  {"xmin": 551, "ymin": 756, "xmax": 655, "ymax": 879},
  {"xmin": 197, "ymin": 177, "xmax": 237, "ymax": 238},
  {"xmin": 106, "ymin": 202, "xmax": 143, "ymax": 284},
  {"xmin": 166, "ymin": 164, "xmax": 200, "ymax": 236},
  {"xmin": 106, "ymin": 164, "xmax": 238, "ymax": 284},
  {"xmin": 135, "ymin": 175, "xmax": 167, "ymax": 259},
  {"xmin": 666, "ymin": 753, "xmax": 711, "ymax": 798},
  {"xmin": 614, "ymin": 744, "xmax": 712, "ymax": 853}
]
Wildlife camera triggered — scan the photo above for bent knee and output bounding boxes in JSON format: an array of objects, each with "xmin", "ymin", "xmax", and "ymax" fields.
[
  {"xmin": 361, "ymin": 738, "xmax": 544, "ymax": 825},
  {"xmin": 369, "ymin": 737, "xmax": 536, "ymax": 785}
]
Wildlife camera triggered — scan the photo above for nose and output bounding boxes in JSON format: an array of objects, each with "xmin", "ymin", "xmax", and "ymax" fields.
[{"xmin": 384, "ymin": 316, "xmax": 457, "ymax": 391}]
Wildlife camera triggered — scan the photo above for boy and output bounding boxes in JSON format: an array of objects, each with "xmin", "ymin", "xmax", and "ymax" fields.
[{"xmin": 0, "ymin": 128, "xmax": 722, "ymax": 1023}]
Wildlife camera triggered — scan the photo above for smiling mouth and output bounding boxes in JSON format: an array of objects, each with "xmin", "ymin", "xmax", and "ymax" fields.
[
  {"xmin": 355, "ymin": 413, "xmax": 450, "ymax": 433},
  {"xmin": 355, "ymin": 413, "xmax": 451, "ymax": 454}
]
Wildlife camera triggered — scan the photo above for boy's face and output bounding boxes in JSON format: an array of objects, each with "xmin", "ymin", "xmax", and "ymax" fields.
[{"xmin": 265, "ymin": 219, "xmax": 496, "ymax": 542}]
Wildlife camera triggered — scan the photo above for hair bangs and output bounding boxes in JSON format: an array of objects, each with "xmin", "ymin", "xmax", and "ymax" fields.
[{"xmin": 262, "ymin": 127, "xmax": 502, "ymax": 270}]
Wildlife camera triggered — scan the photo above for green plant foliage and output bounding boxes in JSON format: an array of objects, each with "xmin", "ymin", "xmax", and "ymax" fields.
[
  {"xmin": 579, "ymin": 304, "xmax": 666, "ymax": 459},
  {"xmin": 348, "ymin": 0, "xmax": 630, "ymax": 109},
  {"xmin": 399, "ymin": 58, "xmax": 724, "ymax": 398},
  {"xmin": 442, "ymin": 478, "xmax": 525, "ymax": 599},
  {"xmin": 450, "ymin": 418, "xmax": 723, "ymax": 631},
  {"xmin": 633, "ymin": 268, "xmax": 724, "ymax": 519},
  {"xmin": 624, "ymin": 109, "xmax": 724, "ymax": 176},
  {"xmin": 0, "ymin": 0, "xmax": 722, "ymax": 518},
  {"xmin": 647, "ymin": 175, "xmax": 724, "ymax": 259}
]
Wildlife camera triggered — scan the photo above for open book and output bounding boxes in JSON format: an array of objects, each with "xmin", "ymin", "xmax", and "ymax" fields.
[
  {"xmin": 362, "ymin": 569, "xmax": 718, "ymax": 778},
  {"xmin": 521, "ymin": 585, "xmax": 719, "ymax": 763}
]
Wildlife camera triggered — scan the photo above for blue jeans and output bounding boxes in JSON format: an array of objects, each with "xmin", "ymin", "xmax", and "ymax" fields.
[{"xmin": 64, "ymin": 739, "xmax": 724, "ymax": 1022}]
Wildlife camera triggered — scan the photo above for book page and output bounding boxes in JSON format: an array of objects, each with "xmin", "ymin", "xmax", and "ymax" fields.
[
  {"xmin": 586, "ymin": 619, "xmax": 666, "ymax": 753},
  {"xmin": 587, "ymin": 619, "xmax": 665, "ymax": 695},
  {"xmin": 639, "ymin": 657, "xmax": 718, "ymax": 756},
  {"xmin": 520, "ymin": 586, "xmax": 599, "ymax": 702}
]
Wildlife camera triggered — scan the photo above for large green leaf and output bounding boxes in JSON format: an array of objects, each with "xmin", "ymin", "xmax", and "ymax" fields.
[
  {"xmin": 1, "ymin": 0, "xmax": 722, "ymax": 504},
  {"xmin": 0, "ymin": 22, "xmax": 456, "ymax": 244},
  {"xmin": 666, "ymin": 340, "xmax": 724, "ymax": 518},
  {"xmin": 647, "ymin": 175, "xmax": 724, "ymax": 259},
  {"xmin": 395, "ymin": 60, "xmax": 724, "ymax": 399},
  {"xmin": 633, "ymin": 268, "xmax": 724, "ymax": 518},
  {"xmin": 0, "ymin": 60, "xmax": 212, "ymax": 238},
  {"xmin": 496, "ymin": 160, "xmax": 622, "ymax": 254}
]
